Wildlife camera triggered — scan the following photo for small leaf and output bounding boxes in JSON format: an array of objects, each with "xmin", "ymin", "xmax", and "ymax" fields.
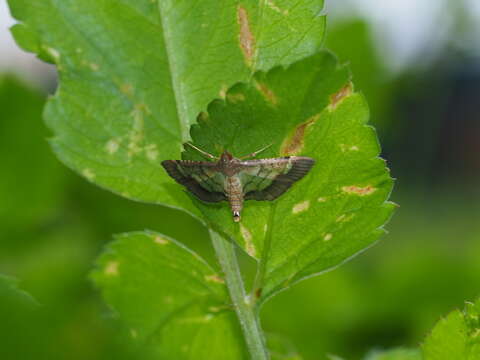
[
  {"xmin": 423, "ymin": 299, "xmax": 480, "ymax": 360},
  {"xmin": 0, "ymin": 274, "xmax": 38, "ymax": 309},
  {"xmin": 91, "ymin": 231, "xmax": 247, "ymax": 359},
  {"xmin": 186, "ymin": 51, "xmax": 395, "ymax": 300},
  {"xmin": 8, "ymin": 0, "xmax": 326, "ymax": 218},
  {"xmin": 364, "ymin": 348, "xmax": 422, "ymax": 360},
  {"xmin": 0, "ymin": 275, "xmax": 39, "ymax": 358}
]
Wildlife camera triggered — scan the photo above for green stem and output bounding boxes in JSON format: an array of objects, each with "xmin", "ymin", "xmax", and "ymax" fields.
[{"xmin": 210, "ymin": 229, "xmax": 269, "ymax": 360}]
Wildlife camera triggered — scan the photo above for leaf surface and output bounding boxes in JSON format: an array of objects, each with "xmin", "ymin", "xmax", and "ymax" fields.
[
  {"xmin": 184, "ymin": 51, "xmax": 395, "ymax": 300},
  {"xmin": 92, "ymin": 231, "xmax": 247, "ymax": 359},
  {"xmin": 423, "ymin": 299, "xmax": 480, "ymax": 360},
  {"xmin": 364, "ymin": 348, "xmax": 422, "ymax": 360},
  {"xmin": 8, "ymin": 0, "xmax": 326, "ymax": 218},
  {"xmin": 267, "ymin": 333, "xmax": 303, "ymax": 360}
]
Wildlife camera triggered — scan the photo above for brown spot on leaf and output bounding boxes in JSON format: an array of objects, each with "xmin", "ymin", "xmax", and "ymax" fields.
[
  {"xmin": 329, "ymin": 82, "xmax": 353, "ymax": 110},
  {"xmin": 226, "ymin": 92, "xmax": 246, "ymax": 103},
  {"xmin": 280, "ymin": 114, "xmax": 319, "ymax": 155},
  {"xmin": 255, "ymin": 81, "xmax": 278, "ymax": 105},
  {"xmin": 342, "ymin": 185, "xmax": 377, "ymax": 196},
  {"xmin": 255, "ymin": 287, "xmax": 263, "ymax": 298},
  {"xmin": 237, "ymin": 6, "xmax": 255, "ymax": 66}
]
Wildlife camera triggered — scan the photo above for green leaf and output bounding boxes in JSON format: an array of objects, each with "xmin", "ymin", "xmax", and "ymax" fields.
[
  {"xmin": 0, "ymin": 75, "xmax": 65, "ymax": 230},
  {"xmin": 364, "ymin": 348, "xmax": 422, "ymax": 360},
  {"xmin": 0, "ymin": 274, "xmax": 38, "ymax": 309},
  {"xmin": 185, "ymin": 51, "xmax": 395, "ymax": 300},
  {"xmin": 423, "ymin": 299, "xmax": 480, "ymax": 360},
  {"xmin": 92, "ymin": 231, "xmax": 247, "ymax": 359},
  {"xmin": 0, "ymin": 275, "xmax": 39, "ymax": 358},
  {"xmin": 7, "ymin": 0, "xmax": 326, "ymax": 218}
]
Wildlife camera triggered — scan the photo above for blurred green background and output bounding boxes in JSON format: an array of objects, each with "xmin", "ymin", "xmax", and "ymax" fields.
[{"xmin": 1, "ymin": 1, "xmax": 480, "ymax": 359}]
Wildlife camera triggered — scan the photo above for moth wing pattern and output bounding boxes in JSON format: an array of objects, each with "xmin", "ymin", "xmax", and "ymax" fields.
[
  {"xmin": 240, "ymin": 157, "xmax": 315, "ymax": 201},
  {"xmin": 161, "ymin": 160, "xmax": 226, "ymax": 202}
]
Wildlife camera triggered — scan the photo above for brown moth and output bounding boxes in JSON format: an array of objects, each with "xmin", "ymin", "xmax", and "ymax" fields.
[{"xmin": 161, "ymin": 143, "xmax": 315, "ymax": 222}]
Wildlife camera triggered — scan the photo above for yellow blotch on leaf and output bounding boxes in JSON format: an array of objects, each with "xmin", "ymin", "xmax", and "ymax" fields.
[
  {"xmin": 240, "ymin": 223, "xmax": 256, "ymax": 258},
  {"xmin": 105, "ymin": 261, "xmax": 119, "ymax": 276},
  {"xmin": 205, "ymin": 274, "xmax": 225, "ymax": 284},
  {"xmin": 82, "ymin": 168, "xmax": 95, "ymax": 180},
  {"xmin": 105, "ymin": 139, "xmax": 120, "ymax": 155},
  {"xmin": 292, "ymin": 200, "xmax": 310, "ymax": 214},
  {"xmin": 154, "ymin": 236, "xmax": 169, "ymax": 245}
]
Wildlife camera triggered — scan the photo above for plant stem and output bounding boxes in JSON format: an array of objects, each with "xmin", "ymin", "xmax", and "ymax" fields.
[{"xmin": 210, "ymin": 229, "xmax": 269, "ymax": 360}]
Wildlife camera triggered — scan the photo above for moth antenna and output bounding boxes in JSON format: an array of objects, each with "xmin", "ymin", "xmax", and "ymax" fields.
[
  {"xmin": 184, "ymin": 142, "xmax": 218, "ymax": 160},
  {"xmin": 239, "ymin": 143, "xmax": 273, "ymax": 160}
]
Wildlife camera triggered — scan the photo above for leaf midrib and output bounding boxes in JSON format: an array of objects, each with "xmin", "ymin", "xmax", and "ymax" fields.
[{"xmin": 157, "ymin": 0, "xmax": 190, "ymax": 146}]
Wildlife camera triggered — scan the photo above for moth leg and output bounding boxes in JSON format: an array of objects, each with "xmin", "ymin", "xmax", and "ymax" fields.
[
  {"xmin": 184, "ymin": 142, "xmax": 218, "ymax": 160},
  {"xmin": 239, "ymin": 143, "xmax": 273, "ymax": 160}
]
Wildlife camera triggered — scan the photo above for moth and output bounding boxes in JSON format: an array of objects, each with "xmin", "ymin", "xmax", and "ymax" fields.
[{"xmin": 161, "ymin": 143, "xmax": 315, "ymax": 222}]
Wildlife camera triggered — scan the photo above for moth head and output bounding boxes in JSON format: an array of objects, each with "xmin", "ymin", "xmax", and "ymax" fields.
[
  {"xmin": 233, "ymin": 211, "xmax": 241, "ymax": 222},
  {"xmin": 220, "ymin": 151, "xmax": 234, "ymax": 163}
]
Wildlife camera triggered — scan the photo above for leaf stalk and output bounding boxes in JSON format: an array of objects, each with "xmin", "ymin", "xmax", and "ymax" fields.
[{"xmin": 210, "ymin": 229, "xmax": 269, "ymax": 360}]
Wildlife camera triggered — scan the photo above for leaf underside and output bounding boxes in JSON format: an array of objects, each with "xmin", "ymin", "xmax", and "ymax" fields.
[
  {"xmin": 422, "ymin": 299, "xmax": 480, "ymax": 360},
  {"xmin": 92, "ymin": 231, "xmax": 247, "ymax": 360}
]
